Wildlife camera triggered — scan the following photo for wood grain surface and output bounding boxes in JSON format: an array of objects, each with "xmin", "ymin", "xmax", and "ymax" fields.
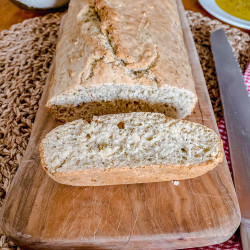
[
  {"xmin": 0, "ymin": 0, "xmax": 43, "ymax": 31},
  {"xmin": 0, "ymin": 1, "xmax": 241, "ymax": 249}
]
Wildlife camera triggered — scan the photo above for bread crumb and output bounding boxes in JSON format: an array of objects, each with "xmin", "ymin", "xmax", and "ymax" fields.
[
  {"xmin": 40, "ymin": 113, "xmax": 223, "ymax": 180},
  {"xmin": 172, "ymin": 180, "xmax": 180, "ymax": 186}
]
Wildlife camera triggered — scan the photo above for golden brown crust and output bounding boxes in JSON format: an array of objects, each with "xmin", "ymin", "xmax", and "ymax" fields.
[
  {"xmin": 47, "ymin": 0, "xmax": 197, "ymax": 120},
  {"xmin": 94, "ymin": 0, "xmax": 197, "ymax": 88},
  {"xmin": 95, "ymin": 0, "xmax": 157, "ymax": 68},
  {"xmin": 39, "ymin": 154, "xmax": 223, "ymax": 186}
]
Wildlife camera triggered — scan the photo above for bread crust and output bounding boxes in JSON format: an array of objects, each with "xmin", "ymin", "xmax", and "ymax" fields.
[
  {"xmin": 40, "ymin": 147, "xmax": 223, "ymax": 186},
  {"xmin": 46, "ymin": 0, "xmax": 197, "ymax": 121}
]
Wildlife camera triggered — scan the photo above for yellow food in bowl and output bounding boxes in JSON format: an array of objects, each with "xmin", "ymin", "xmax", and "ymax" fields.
[{"xmin": 215, "ymin": 0, "xmax": 250, "ymax": 21}]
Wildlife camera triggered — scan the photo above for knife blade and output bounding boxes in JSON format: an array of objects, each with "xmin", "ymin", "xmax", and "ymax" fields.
[{"xmin": 210, "ymin": 29, "xmax": 250, "ymax": 249}]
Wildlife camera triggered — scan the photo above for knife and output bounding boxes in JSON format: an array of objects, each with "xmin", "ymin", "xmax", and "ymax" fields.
[{"xmin": 210, "ymin": 29, "xmax": 250, "ymax": 250}]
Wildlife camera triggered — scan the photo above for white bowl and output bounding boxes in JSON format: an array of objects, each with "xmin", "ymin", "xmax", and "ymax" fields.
[
  {"xmin": 15, "ymin": 0, "xmax": 69, "ymax": 9},
  {"xmin": 199, "ymin": 0, "xmax": 250, "ymax": 30}
]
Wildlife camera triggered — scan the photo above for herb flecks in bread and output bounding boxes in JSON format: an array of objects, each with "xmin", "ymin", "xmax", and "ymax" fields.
[
  {"xmin": 40, "ymin": 113, "xmax": 223, "ymax": 186},
  {"xmin": 47, "ymin": 0, "xmax": 197, "ymax": 122}
]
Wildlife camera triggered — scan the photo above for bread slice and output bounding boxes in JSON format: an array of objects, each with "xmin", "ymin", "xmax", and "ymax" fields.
[
  {"xmin": 39, "ymin": 113, "xmax": 223, "ymax": 186},
  {"xmin": 46, "ymin": 0, "xmax": 197, "ymax": 122}
]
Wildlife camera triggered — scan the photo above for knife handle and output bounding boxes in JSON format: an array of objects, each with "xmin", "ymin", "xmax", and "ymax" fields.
[{"xmin": 241, "ymin": 224, "xmax": 250, "ymax": 250}]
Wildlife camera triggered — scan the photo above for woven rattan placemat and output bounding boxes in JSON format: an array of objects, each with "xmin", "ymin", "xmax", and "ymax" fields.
[{"xmin": 0, "ymin": 11, "xmax": 249, "ymax": 249}]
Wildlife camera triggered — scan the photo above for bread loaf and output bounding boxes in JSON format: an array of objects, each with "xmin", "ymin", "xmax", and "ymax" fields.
[
  {"xmin": 46, "ymin": 0, "xmax": 197, "ymax": 122},
  {"xmin": 39, "ymin": 113, "xmax": 223, "ymax": 186}
]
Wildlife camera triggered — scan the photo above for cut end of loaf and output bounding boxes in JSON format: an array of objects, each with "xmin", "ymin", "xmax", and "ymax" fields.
[
  {"xmin": 47, "ymin": 84, "xmax": 197, "ymax": 122},
  {"xmin": 47, "ymin": 0, "xmax": 198, "ymax": 122},
  {"xmin": 39, "ymin": 112, "xmax": 223, "ymax": 186}
]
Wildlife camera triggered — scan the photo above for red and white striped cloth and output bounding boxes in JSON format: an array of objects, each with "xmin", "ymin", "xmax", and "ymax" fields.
[
  {"xmin": 187, "ymin": 63, "xmax": 250, "ymax": 250},
  {"xmin": 243, "ymin": 63, "xmax": 250, "ymax": 94}
]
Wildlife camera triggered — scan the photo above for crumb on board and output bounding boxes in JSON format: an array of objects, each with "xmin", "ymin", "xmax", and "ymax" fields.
[{"xmin": 171, "ymin": 180, "xmax": 180, "ymax": 186}]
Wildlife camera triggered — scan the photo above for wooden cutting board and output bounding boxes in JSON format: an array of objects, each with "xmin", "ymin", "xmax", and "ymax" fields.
[{"xmin": 0, "ymin": 1, "xmax": 240, "ymax": 249}]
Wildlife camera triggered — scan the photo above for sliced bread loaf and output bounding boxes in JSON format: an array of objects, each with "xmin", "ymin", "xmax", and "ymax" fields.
[
  {"xmin": 46, "ymin": 0, "xmax": 197, "ymax": 122},
  {"xmin": 39, "ymin": 112, "xmax": 223, "ymax": 186}
]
